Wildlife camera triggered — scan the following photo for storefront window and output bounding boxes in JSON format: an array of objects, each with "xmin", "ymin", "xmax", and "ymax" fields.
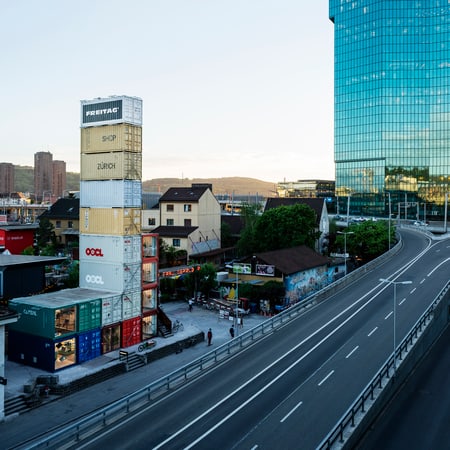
[
  {"xmin": 102, "ymin": 325, "xmax": 121, "ymax": 354},
  {"xmin": 54, "ymin": 337, "xmax": 76, "ymax": 370},
  {"xmin": 55, "ymin": 306, "xmax": 76, "ymax": 337}
]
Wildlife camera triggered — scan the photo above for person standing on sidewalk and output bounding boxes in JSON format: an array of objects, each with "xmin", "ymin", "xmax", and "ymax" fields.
[
  {"xmin": 188, "ymin": 298, "xmax": 193, "ymax": 312},
  {"xmin": 229, "ymin": 326, "xmax": 235, "ymax": 339},
  {"xmin": 207, "ymin": 328, "xmax": 213, "ymax": 346}
]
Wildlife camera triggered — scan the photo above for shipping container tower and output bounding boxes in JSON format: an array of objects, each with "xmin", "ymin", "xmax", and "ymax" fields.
[{"xmin": 79, "ymin": 96, "xmax": 146, "ymax": 351}]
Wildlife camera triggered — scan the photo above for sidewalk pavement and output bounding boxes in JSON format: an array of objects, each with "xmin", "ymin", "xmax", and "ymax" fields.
[
  {"xmin": 4, "ymin": 300, "xmax": 267, "ymax": 400},
  {"xmin": 0, "ymin": 300, "xmax": 268, "ymax": 447}
]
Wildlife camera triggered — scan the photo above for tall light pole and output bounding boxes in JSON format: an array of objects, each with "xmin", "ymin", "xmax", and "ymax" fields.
[
  {"xmin": 388, "ymin": 193, "xmax": 391, "ymax": 250},
  {"xmin": 379, "ymin": 278, "xmax": 412, "ymax": 377},
  {"xmin": 337, "ymin": 231, "xmax": 354, "ymax": 276}
]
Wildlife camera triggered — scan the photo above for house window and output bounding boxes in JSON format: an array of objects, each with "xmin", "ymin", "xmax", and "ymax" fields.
[
  {"xmin": 173, "ymin": 239, "xmax": 181, "ymax": 247},
  {"xmin": 55, "ymin": 220, "xmax": 61, "ymax": 229},
  {"xmin": 68, "ymin": 221, "xmax": 73, "ymax": 229},
  {"xmin": 166, "ymin": 204, "xmax": 174, "ymax": 212},
  {"xmin": 166, "ymin": 219, "xmax": 174, "ymax": 226},
  {"xmin": 184, "ymin": 204, "xmax": 192, "ymax": 212},
  {"xmin": 147, "ymin": 218, "xmax": 156, "ymax": 226},
  {"xmin": 184, "ymin": 219, "xmax": 191, "ymax": 227}
]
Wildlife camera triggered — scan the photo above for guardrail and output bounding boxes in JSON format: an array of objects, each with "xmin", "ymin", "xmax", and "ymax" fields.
[
  {"xmin": 17, "ymin": 296, "xmax": 319, "ymax": 449},
  {"xmin": 317, "ymin": 278, "xmax": 450, "ymax": 450},
  {"xmin": 17, "ymin": 239, "xmax": 404, "ymax": 449}
]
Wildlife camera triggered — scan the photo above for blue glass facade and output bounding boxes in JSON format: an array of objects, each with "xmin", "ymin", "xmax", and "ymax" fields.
[{"xmin": 330, "ymin": 1, "xmax": 450, "ymax": 218}]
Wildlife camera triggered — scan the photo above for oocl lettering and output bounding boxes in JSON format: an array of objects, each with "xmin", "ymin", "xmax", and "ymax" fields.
[
  {"xmin": 85, "ymin": 248, "xmax": 104, "ymax": 257},
  {"xmin": 85, "ymin": 275, "xmax": 104, "ymax": 285}
]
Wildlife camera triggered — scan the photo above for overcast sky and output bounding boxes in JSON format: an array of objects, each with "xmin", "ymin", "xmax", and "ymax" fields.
[{"xmin": 1, "ymin": 1, "xmax": 334, "ymax": 183}]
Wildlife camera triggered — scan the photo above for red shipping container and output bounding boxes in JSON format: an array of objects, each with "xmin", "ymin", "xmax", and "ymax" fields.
[{"xmin": 121, "ymin": 316, "xmax": 141, "ymax": 348}]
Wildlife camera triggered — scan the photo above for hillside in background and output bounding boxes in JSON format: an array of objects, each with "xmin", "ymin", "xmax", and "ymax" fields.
[
  {"xmin": 14, "ymin": 166, "xmax": 80, "ymax": 193},
  {"xmin": 13, "ymin": 167, "xmax": 276, "ymax": 198},
  {"xmin": 142, "ymin": 177, "xmax": 276, "ymax": 197}
]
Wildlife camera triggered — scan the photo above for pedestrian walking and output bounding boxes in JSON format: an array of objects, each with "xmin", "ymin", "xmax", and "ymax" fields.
[
  {"xmin": 229, "ymin": 326, "xmax": 235, "ymax": 338},
  {"xmin": 207, "ymin": 328, "xmax": 213, "ymax": 346},
  {"xmin": 188, "ymin": 298, "xmax": 193, "ymax": 312}
]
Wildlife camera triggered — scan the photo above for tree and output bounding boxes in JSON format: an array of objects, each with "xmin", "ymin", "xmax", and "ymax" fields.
[
  {"xmin": 238, "ymin": 204, "xmax": 319, "ymax": 254},
  {"xmin": 198, "ymin": 263, "xmax": 217, "ymax": 298},
  {"xmin": 237, "ymin": 203, "xmax": 262, "ymax": 256},
  {"xmin": 64, "ymin": 261, "xmax": 79, "ymax": 288},
  {"xmin": 35, "ymin": 217, "xmax": 56, "ymax": 250},
  {"xmin": 335, "ymin": 220, "xmax": 394, "ymax": 263}
]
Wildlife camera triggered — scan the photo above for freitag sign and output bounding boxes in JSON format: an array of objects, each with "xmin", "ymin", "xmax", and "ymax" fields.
[{"xmin": 82, "ymin": 99, "xmax": 122, "ymax": 125}]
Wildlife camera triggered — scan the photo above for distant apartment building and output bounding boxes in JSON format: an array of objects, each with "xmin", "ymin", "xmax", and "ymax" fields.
[
  {"xmin": 52, "ymin": 160, "xmax": 67, "ymax": 198},
  {"xmin": 34, "ymin": 151, "xmax": 67, "ymax": 202},
  {"xmin": 0, "ymin": 163, "xmax": 14, "ymax": 193},
  {"xmin": 34, "ymin": 151, "xmax": 53, "ymax": 202}
]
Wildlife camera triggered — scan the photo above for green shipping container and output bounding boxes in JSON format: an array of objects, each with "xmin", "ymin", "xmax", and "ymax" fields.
[
  {"xmin": 78, "ymin": 299, "xmax": 102, "ymax": 332},
  {"xmin": 9, "ymin": 300, "xmax": 77, "ymax": 340}
]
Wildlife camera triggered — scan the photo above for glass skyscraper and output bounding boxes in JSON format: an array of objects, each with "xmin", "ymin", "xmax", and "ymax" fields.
[{"xmin": 330, "ymin": 1, "xmax": 450, "ymax": 219}]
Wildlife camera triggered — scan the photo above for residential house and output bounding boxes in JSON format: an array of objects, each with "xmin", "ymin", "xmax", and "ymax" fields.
[
  {"xmin": 38, "ymin": 197, "xmax": 79, "ymax": 249},
  {"xmin": 250, "ymin": 245, "xmax": 333, "ymax": 309},
  {"xmin": 152, "ymin": 184, "xmax": 221, "ymax": 260}
]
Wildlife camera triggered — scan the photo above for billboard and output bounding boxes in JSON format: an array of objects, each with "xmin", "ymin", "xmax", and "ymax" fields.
[
  {"xmin": 80, "ymin": 96, "xmax": 143, "ymax": 127},
  {"xmin": 82, "ymin": 99, "xmax": 122, "ymax": 125},
  {"xmin": 255, "ymin": 264, "xmax": 275, "ymax": 277},
  {"xmin": 232, "ymin": 263, "xmax": 251, "ymax": 274}
]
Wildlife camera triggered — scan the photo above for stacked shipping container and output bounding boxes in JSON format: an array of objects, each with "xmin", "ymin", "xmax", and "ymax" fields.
[
  {"xmin": 79, "ymin": 96, "xmax": 144, "ymax": 351},
  {"xmin": 8, "ymin": 96, "xmax": 160, "ymax": 372}
]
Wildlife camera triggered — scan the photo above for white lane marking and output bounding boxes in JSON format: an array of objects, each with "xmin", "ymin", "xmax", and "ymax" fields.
[
  {"xmin": 155, "ymin": 278, "xmax": 398, "ymax": 449},
  {"xmin": 280, "ymin": 401, "xmax": 303, "ymax": 423},
  {"xmin": 399, "ymin": 298, "xmax": 406, "ymax": 305},
  {"xmin": 410, "ymin": 287, "xmax": 416, "ymax": 294},
  {"xmin": 420, "ymin": 278, "xmax": 426, "ymax": 284},
  {"xmin": 385, "ymin": 311, "xmax": 393, "ymax": 320},
  {"xmin": 368, "ymin": 327, "xmax": 378, "ymax": 337},
  {"xmin": 427, "ymin": 257, "xmax": 450, "ymax": 277},
  {"xmin": 346, "ymin": 346, "xmax": 359, "ymax": 359},
  {"xmin": 250, "ymin": 446, "xmax": 258, "ymax": 450},
  {"xmin": 318, "ymin": 370, "xmax": 335, "ymax": 386}
]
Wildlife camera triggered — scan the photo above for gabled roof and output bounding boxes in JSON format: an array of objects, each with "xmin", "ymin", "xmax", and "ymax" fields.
[
  {"xmin": 39, "ymin": 198, "xmax": 80, "ymax": 220},
  {"xmin": 254, "ymin": 245, "xmax": 329, "ymax": 275},
  {"xmin": 153, "ymin": 225, "xmax": 198, "ymax": 238},
  {"xmin": 264, "ymin": 198, "xmax": 325, "ymax": 222},
  {"xmin": 159, "ymin": 185, "xmax": 211, "ymax": 203}
]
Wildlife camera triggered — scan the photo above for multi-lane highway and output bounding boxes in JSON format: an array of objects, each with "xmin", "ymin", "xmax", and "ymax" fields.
[{"xmin": 78, "ymin": 229, "xmax": 449, "ymax": 450}]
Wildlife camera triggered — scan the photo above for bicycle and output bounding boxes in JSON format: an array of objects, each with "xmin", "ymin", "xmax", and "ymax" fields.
[
  {"xmin": 172, "ymin": 320, "xmax": 184, "ymax": 333},
  {"xmin": 138, "ymin": 340, "xmax": 156, "ymax": 352}
]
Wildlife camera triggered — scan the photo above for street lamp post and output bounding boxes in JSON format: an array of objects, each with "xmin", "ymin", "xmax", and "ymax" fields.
[
  {"xmin": 379, "ymin": 278, "xmax": 412, "ymax": 377},
  {"xmin": 337, "ymin": 231, "xmax": 354, "ymax": 276}
]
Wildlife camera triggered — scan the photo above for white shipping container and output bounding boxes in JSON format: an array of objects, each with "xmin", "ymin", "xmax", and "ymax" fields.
[
  {"xmin": 122, "ymin": 291, "xmax": 142, "ymax": 320},
  {"xmin": 80, "ymin": 96, "xmax": 142, "ymax": 128},
  {"xmin": 101, "ymin": 294, "xmax": 123, "ymax": 326},
  {"xmin": 80, "ymin": 180, "xmax": 142, "ymax": 208},
  {"xmin": 80, "ymin": 208, "xmax": 141, "ymax": 235},
  {"xmin": 80, "ymin": 124, "xmax": 142, "ymax": 153},
  {"xmin": 79, "ymin": 234, "xmax": 142, "ymax": 264},
  {"xmin": 80, "ymin": 152, "xmax": 142, "ymax": 181},
  {"xmin": 79, "ymin": 261, "xmax": 142, "ymax": 292}
]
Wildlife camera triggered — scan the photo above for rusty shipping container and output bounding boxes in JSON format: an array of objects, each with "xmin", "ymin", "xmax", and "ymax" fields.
[
  {"xmin": 80, "ymin": 151, "xmax": 142, "ymax": 181},
  {"xmin": 80, "ymin": 124, "xmax": 142, "ymax": 153},
  {"xmin": 80, "ymin": 208, "xmax": 141, "ymax": 235}
]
